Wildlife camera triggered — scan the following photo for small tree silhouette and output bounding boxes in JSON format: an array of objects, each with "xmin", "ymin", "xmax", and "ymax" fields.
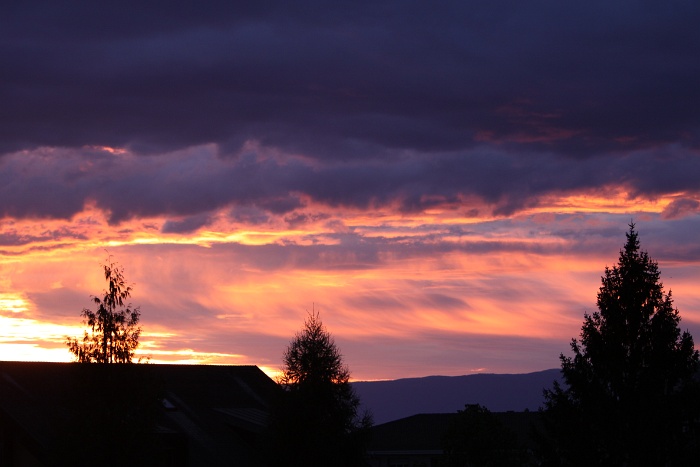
[
  {"xmin": 66, "ymin": 257, "xmax": 141, "ymax": 363},
  {"xmin": 61, "ymin": 258, "xmax": 161, "ymax": 465},
  {"xmin": 266, "ymin": 310, "xmax": 371, "ymax": 467}
]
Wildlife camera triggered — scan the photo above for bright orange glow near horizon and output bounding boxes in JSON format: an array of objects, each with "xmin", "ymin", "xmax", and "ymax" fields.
[{"xmin": 2, "ymin": 186, "xmax": 699, "ymax": 381}]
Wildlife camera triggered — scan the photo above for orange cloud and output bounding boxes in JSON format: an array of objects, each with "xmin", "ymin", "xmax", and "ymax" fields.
[{"xmin": 1, "ymin": 189, "xmax": 699, "ymax": 380}]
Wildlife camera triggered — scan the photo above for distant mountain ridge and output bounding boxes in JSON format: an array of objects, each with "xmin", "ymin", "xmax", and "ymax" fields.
[{"xmin": 352, "ymin": 368, "xmax": 562, "ymax": 424}]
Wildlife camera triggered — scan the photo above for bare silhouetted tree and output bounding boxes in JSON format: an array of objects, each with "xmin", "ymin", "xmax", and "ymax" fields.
[
  {"xmin": 265, "ymin": 310, "xmax": 371, "ymax": 467},
  {"xmin": 543, "ymin": 224, "xmax": 700, "ymax": 466},
  {"xmin": 66, "ymin": 257, "xmax": 141, "ymax": 363}
]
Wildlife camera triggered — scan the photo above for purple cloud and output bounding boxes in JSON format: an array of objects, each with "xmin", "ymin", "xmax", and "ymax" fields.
[{"xmin": 1, "ymin": 1, "xmax": 699, "ymax": 160}]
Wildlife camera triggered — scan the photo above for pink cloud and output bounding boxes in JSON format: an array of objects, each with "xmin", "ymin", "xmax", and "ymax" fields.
[{"xmin": 662, "ymin": 198, "xmax": 700, "ymax": 220}]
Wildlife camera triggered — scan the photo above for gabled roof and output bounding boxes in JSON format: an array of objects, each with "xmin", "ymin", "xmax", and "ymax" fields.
[
  {"xmin": 368, "ymin": 411, "xmax": 542, "ymax": 454},
  {"xmin": 368, "ymin": 413, "xmax": 453, "ymax": 453},
  {"xmin": 0, "ymin": 361, "xmax": 280, "ymax": 467}
]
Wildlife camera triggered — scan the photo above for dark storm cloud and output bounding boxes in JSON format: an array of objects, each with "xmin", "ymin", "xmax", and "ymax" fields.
[
  {"xmin": 2, "ymin": 1, "xmax": 700, "ymax": 159},
  {"xmin": 161, "ymin": 213, "xmax": 213, "ymax": 234},
  {"xmin": 2, "ymin": 144, "xmax": 700, "ymax": 224}
]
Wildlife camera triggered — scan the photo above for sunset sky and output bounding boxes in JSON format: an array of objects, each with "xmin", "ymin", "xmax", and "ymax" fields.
[{"xmin": 1, "ymin": 2, "xmax": 699, "ymax": 381}]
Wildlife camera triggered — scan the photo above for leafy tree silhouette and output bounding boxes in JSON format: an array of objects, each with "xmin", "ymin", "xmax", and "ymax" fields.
[
  {"xmin": 265, "ymin": 310, "xmax": 372, "ymax": 467},
  {"xmin": 66, "ymin": 257, "xmax": 141, "ymax": 363},
  {"xmin": 62, "ymin": 258, "xmax": 163, "ymax": 465},
  {"xmin": 443, "ymin": 404, "xmax": 525, "ymax": 467},
  {"xmin": 542, "ymin": 224, "xmax": 700, "ymax": 466}
]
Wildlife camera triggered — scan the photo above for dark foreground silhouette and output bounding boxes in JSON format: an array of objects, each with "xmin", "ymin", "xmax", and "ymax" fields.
[{"xmin": 0, "ymin": 361, "xmax": 278, "ymax": 467}]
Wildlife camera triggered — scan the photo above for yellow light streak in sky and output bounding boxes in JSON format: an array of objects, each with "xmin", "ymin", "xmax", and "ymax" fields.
[
  {"xmin": 0, "ymin": 293, "xmax": 30, "ymax": 313},
  {"xmin": 536, "ymin": 190, "xmax": 677, "ymax": 214}
]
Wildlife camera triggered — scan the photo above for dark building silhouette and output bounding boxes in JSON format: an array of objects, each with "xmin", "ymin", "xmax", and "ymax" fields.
[
  {"xmin": 367, "ymin": 411, "xmax": 541, "ymax": 467},
  {"xmin": 0, "ymin": 361, "xmax": 279, "ymax": 466}
]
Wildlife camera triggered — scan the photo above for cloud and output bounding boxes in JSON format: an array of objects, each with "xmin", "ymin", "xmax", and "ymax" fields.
[
  {"xmin": 0, "ymin": 227, "xmax": 87, "ymax": 247},
  {"xmin": 342, "ymin": 332, "xmax": 566, "ymax": 380},
  {"xmin": 662, "ymin": 198, "xmax": 700, "ymax": 220},
  {"xmin": 162, "ymin": 214, "xmax": 213, "ymax": 234},
  {"xmin": 3, "ymin": 144, "xmax": 700, "ymax": 225},
  {"xmin": 1, "ymin": 3, "xmax": 700, "ymax": 226},
  {"xmin": 1, "ymin": 2, "xmax": 699, "ymax": 159},
  {"xmin": 4, "ymin": 211, "xmax": 699, "ymax": 379}
]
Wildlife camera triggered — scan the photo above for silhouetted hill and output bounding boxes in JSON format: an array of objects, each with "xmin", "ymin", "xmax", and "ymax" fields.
[{"xmin": 353, "ymin": 369, "xmax": 562, "ymax": 424}]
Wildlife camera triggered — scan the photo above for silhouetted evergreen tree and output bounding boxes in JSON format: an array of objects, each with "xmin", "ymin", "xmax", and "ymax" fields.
[
  {"xmin": 443, "ymin": 404, "xmax": 525, "ymax": 467},
  {"xmin": 265, "ymin": 311, "xmax": 372, "ymax": 467},
  {"xmin": 542, "ymin": 224, "xmax": 700, "ymax": 466},
  {"xmin": 66, "ymin": 257, "xmax": 142, "ymax": 363}
]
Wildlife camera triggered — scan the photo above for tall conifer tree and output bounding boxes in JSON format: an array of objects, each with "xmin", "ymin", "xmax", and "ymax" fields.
[{"xmin": 543, "ymin": 224, "xmax": 700, "ymax": 465}]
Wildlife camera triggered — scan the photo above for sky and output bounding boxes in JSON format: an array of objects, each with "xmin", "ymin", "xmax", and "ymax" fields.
[{"xmin": 1, "ymin": 1, "xmax": 700, "ymax": 381}]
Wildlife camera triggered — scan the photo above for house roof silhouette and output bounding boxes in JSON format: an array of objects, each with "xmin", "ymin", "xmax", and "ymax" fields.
[
  {"xmin": 0, "ymin": 361, "xmax": 279, "ymax": 466},
  {"xmin": 367, "ymin": 411, "xmax": 542, "ymax": 467}
]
